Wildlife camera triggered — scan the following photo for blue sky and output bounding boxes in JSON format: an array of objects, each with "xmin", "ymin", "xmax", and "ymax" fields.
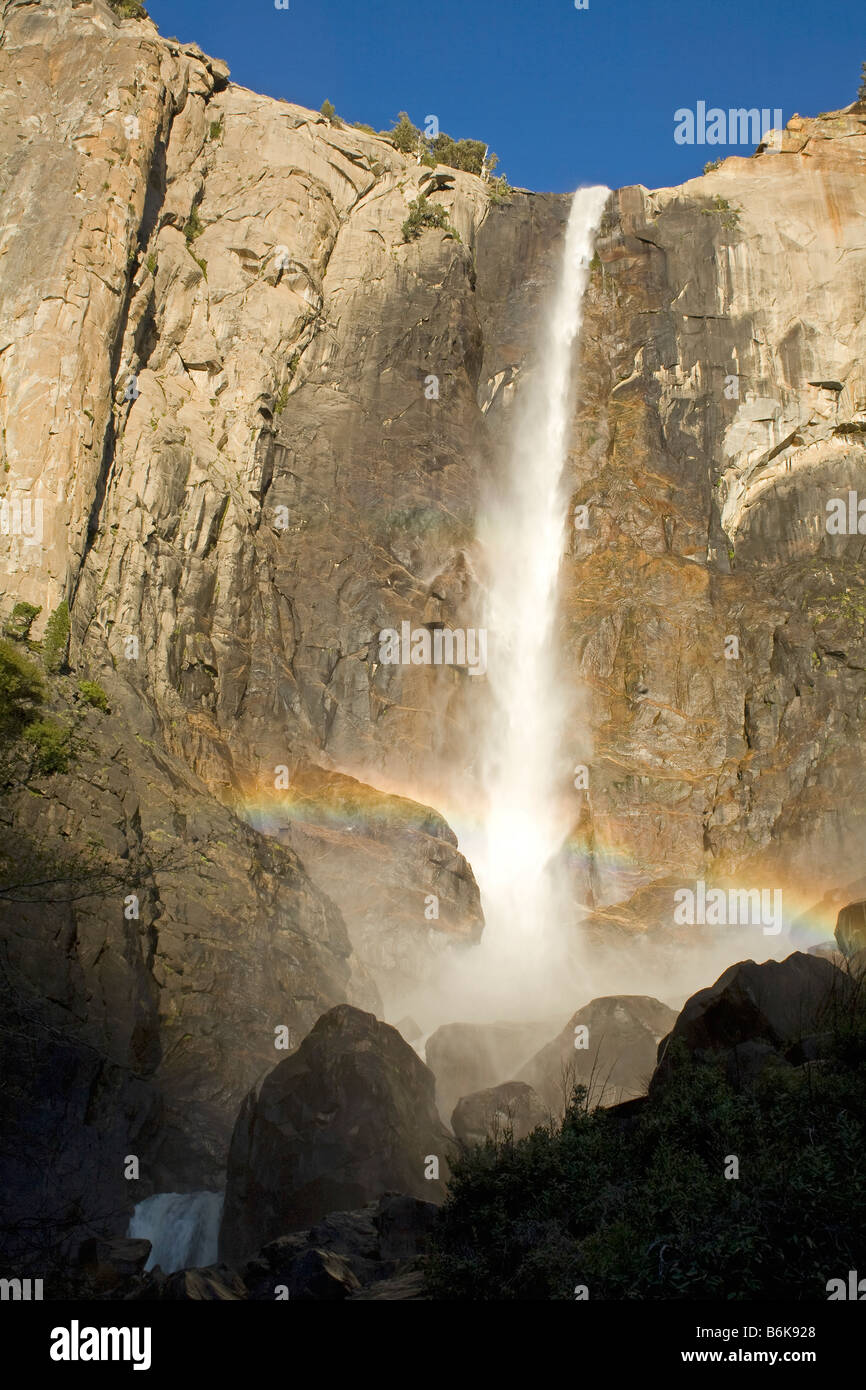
[{"xmin": 147, "ymin": 0, "xmax": 864, "ymax": 193}]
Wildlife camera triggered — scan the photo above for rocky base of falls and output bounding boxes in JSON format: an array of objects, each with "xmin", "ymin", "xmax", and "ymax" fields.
[{"xmin": 32, "ymin": 930, "xmax": 866, "ymax": 1302}]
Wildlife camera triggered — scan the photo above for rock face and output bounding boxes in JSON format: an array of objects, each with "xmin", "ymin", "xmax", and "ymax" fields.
[
  {"xmin": 4, "ymin": 0, "xmax": 866, "ymax": 1285},
  {"xmin": 652, "ymin": 951, "xmax": 852, "ymax": 1088},
  {"xmin": 425, "ymin": 1020, "xmax": 553, "ymax": 1120},
  {"xmin": 219, "ymin": 1006, "xmax": 450, "ymax": 1263},
  {"xmin": 518, "ymin": 996, "xmax": 678, "ymax": 1110},
  {"xmin": 451, "ymin": 1081, "xmax": 548, "ymax": 1146},
  {"xmin": 0, "ymin": 673, "xmax": 363, "ymax": 1273},
  {"xmin": 564, "ymin": 106, "xmax": 866, "ymax": 916}
]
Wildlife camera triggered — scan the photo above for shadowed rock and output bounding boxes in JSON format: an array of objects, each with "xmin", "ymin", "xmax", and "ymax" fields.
[
  {"xmin": 219, "ymin": 1006, "xmax": 450, "ymax": 1263},
  {"xmin": 651, "ymin": 951, "xmax": 854, "ymax": 1090}
]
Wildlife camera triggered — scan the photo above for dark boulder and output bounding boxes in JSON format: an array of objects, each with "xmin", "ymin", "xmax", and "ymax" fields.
[
  {"xmin": 219, "ymin": 1006, "xmax": 450, "ymax": 1263},
  {"xmin": 651, "ymin": 952, "xmax": 853, "ymax": 1090}
]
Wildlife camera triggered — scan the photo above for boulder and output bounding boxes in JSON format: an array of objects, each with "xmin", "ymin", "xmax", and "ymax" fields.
[
  {"xmin": 277, "ymin": 1248, "xmax": 361, "ymax": 1301},
  {"xmin": 651, "ymin": 952, "xmax": 853, "ymax": 1090},
  {"xmin": 152, "ymin": 1273, "xmax": 246, "ymax": 1301},
  {"xmin": 425, "ymin": 1020, "xmax": 552, "ymax": 1119},
  {"xmin": 451, "ymin": 1081, "xmax": 548, "ymax": 1145},
  {"xmin": 240, "ymin": 1193, "xmax": 437, "ymax": 1299},
  {"xmin": 518, "ymin": 996, "xmax": 678, "ymax": 1110},
  {"xmin": 835, "ymin": 900, "xmax": 866, "ymax": 958},
  {"xmin": 219, "ymin": 1006, "xmax": 450, "ymax": 1263},
  {"xmin": 77, "ymin": 1237, "xmax": 152, "ymax": 1292}
]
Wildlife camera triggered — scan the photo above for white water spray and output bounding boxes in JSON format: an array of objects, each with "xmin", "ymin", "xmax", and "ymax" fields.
[
  {"xmin": 470, "ymin": 185, "xmax": 609, "ymax": 1011},
  {"xmin": 128, "ymin": 1191, "xmax": 223, "ymax": 1273}
]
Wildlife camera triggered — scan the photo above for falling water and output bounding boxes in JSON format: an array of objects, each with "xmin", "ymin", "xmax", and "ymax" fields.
[
  {"xmin": 470, "ymin": 185, "xmax": 610, "ymax": 1011},
  {"xmin": 128, "ymin": 1191, "xmax": 223, "ymax": 1273}
]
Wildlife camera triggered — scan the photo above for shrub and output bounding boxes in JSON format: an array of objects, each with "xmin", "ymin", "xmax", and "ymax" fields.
[
  {"xmin": 77, "ymin": 680, "xmax": 109, "ymax": 712},
  {"xmin": 401, "ymin": 195, "xmax": 459, "ymax": 244},
  {"xmin": 430, "ymin": 134, "xmax": 489, "ymax": 176},
  {"xmin": 183, "ymin": 206, "xmax": 204, "ymax": 244},
  {"xmin": 42, "ymin": 601, "xmax": 70, "ymax": 673},
  {"xmin": 107, "ymin": 0, "xmax": 148, "ymax": 17},
  {"xmin": 3, "ymin": 602, "xmax": 41, "ymax": 641},
  {"xmin": 426, "ymin": 1014, "xmax": 866, "ymax": 1300},
  {"xmin": 320, "ymin": 99, "xmax": 336, "ymax": 122},
  {"xmin": 487, "ymin": 175, "xmax": 512, "ymax": 205},
  {"xmin": 859, "ymin": 61, "xmax": 866, "ymax": 103},
  {"xmin": 22, "ymin": 718, "xmax": 73, "ymax": 775},
  {"xmin": 703, "ymin": 158, "xmax": 722, "ymax": 173},
  {"xmin": 0, "ymin": 639, "xmax": 45, "ymax": 736}
]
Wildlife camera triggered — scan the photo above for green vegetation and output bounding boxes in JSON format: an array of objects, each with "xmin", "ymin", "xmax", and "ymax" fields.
[
  {"xmin": 487, "ymin": 174, "xmax": 513, "ymax": 205},
  {"xmin": 42, "ymin": 601, "xmax": 69, "ymax": 673},
  {"xmin": 107, "ymin": 0, "xmax": 148, "ymax": 18},
  {"xmin": 859, "ymin": 61, "xmax": 866, "ymax": 103},
  {"xmin": 3, "ymin": 602, "xmax": 41, "ymax": 642},
  {"xmin": 320, "ymin": 99, "xmax": 339, "ymax": 125},
  {"xmin": 146, "ymin": 251, "xmax": 157, "ymax": 275},
  {"xmin": 401, "ymin": 195, "xmax": 460, "ymax": 244},
  {"xmin": 0, "ymin": 639, "xmax": 45, "ymax": 737},
  {"xmin": 388, "ymin": 111, "xmax": 421, "ymax": 155},
  {"xmin": 183, "ymin": 205, "xmax": 204, "ymax": 244},
  {"xmin": 381, "ymin": 111, "xmax": 502, "ymax": 183},
  {"xmin": 22, "ymin": 718, "xmax": 72, "ymax": 775},
  {"xmin": 0, "ymin": 639, "xmax": 72, "ymax": 777},
  {"xmin": 77, "ymin": 680, "xmax": 109, "ymax": 712},
  {"xmin": 426, "ymin": 1002, "xmax": 866, "ymax": 1300},
  {"xmin": 701, "ymin": 194, "xmax": 740, "ymax": 231},
  {"xmin": 208, "ymin": 118, "xmax": 224, "ymax": 142},
  {"xmin": 703, "ymin": 158, "xmax": 722, "ymax": 173}
]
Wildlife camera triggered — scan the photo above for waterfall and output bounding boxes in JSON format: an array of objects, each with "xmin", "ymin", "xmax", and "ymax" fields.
[
  {"xmin": 127, "ymin": 1191, "xmax": 223, "ymax": 1273},
  {"xmin": 471, "ymin": 185, "xmax": 609, "ymax": 1011}
]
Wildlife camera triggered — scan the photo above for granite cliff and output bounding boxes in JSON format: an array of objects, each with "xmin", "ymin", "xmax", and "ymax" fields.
[{"xmin": 1, "ymin": 0, "xmax": 866, "ymax": 1269}]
